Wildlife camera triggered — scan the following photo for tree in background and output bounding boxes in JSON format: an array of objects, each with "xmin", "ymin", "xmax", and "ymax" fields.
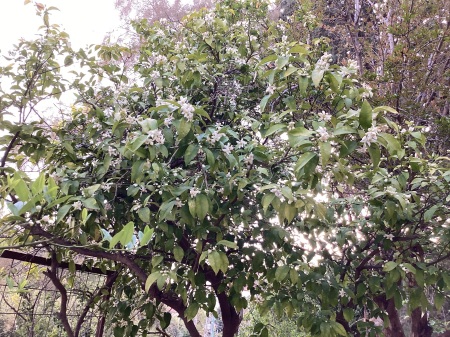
[
  {"xmin": 115, "ymin": 0, "xmax": 215, "ymax": 23},
  {"xmin": 279, "ymin": 0, "xmax": 450, "ymax": 153},
  {"xmin": 1, "ymin": 1, "xmax": 450, "ymax": 337}
]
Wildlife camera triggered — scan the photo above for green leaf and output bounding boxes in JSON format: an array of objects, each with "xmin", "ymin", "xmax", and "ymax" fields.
[
  {"xmin": 435, "ymin": 292, "xmax": 445, "ymax": 310},
  {"xmin": 299, "ymin": 76, "xmax": 309, "ymax": 95},
  {"xmin": 288, "ymin": 127, "xmax": 312, "ymax": 137},
  {"xmin": 139, "ymin": 225, "xmax": 154, "ymax": 247},
  {"xmin": 184, "ymin": 144, "xmax": 199, "ymax": 165},
  {"xmin": 424, "ymin": 205, "xmax": 438, "ymax": 222},
  {"xmin": 383, "ymin": 261, "xmax": 398, "ymax": 272},
  {"xmin": 13, "ymin": 174, "xmax": 30, "ymax": 201},
  {"xmin": 258, "ymin": 54, "xmax": 277, "ymax": 66},
  {"xmin": 333, "ymin": 126, "xmax": 357, "ymax": 136},
  {"xmin": 264, "ymin": 123, "xmax": 285, "ymax": 137},
  {"xmin": 31, "ymin": 173, "xmax": 45, "ymax": 195},
  {"xmin": 319, "ymin": 141, "xmax": 331, "ymax": 167},
  {"xmin": 204, "ymin": 148, "xmax": 215, "ymax": 166},
  {"xmin": 185, "ymin": 302, "xmax": 199, "ymax": 321},
  {"xmin": 373, "ymin": 106, "xmax": 398, "ymax": 114},
  {"xmin": 152, "ymin": 255, "xmax": 164, "ymax": 267},
  {"xmin": 139, "ymin": 118, "xmax": 158, "ymax": 133},
  {"xmin": 173, "ymin": 246, "xmax": 184, "ymax": 262},
  {"xmin": 195, "ymin": 108, "xmax": 211, "ymax": 121},
  {"xmin": 262, "ymin": 193, "xmax": 275, "ymax": 212},
  {"xmin": 295, "ymin": 152, "xmax": 317, "ymax": 174},
  {"xmin": 283, "ymin": 66, "xmax": 298, "ymax": 78},
  {"xmin": 208, "ymin": 251, "xmax": 229, "ymax": 274},
  {"xmin": 343, "ymin": 308, "xmax": 354, "ymax": 322},
  {"xmin": 195, "ymin": 193, "xmax": 209, "ymax": 221},
  {"xmin": 64, "ymin": 55, "xmax": 73, "ymax": 66},
  {"xmin": 332, "ymin": 322, "xmax": 348, "ymax": 336},
  {"xmin": 130, "ymin": 134, "xmax": 148, "ymax": 152},
  {"xmin": 83, "ymin": 197, "xmax": 99, "ymax": 210},
  {"xmin": 137, "ymin": 207, "xmax": 151, "ymax": 223},
  {"xmin": 110, "ymin": 222, "xmax": 134, "ymax": 248},
  {"xmin": 359, "ymin": 100, "xmax": 372, "ymax": 129},
  {"xmin": 219, "ymin": 252, "xmax": 229, "ymax": 273},
  {"xmin": 368, "ymin": 143, "xmax": 381, "ymax": 168},
  {"xmin": 177, "ymin": 119, "xmax": 191, "ymax": 139},
  {"xmin": 260, "ymin": 95, "xmax": 270, "ymax": 112},
  {"xmin": 276, "ymin": 56, "xmax": 289, "ymax": 69},
  {"xmin": 145, "ymin": 271, "xmax": 161, "ymax": 292},
  {"xmin": 275, "ymin": 265, "xmax": 290, "ymax": 282},
  {"xmin": 159, "ymin": 201, "xmax": 175, "ymax": 220},
  {"xmin": 289, "ymin": 45, "xmax": 308, "ymax": 54},
  {"xmin": 217, "ymin": 240, "xmax": 238, "ymax": 249},
  {"xmin": 56, "ymin": 205, "xmax": 71, "ymax": 224},
  {"xmin": 208, "ymin": 251, "xmax": 221, "ymax": 274},
  {"xmin": 379, "ymin": 133, "xmax": 402, "ymax": 157},
  {"xmin": 311, "ymin": 69, "xmax": 324, "ymax": 87},
  {"xmin": 188, "ymin": 198, "xmax": 196, "ymax": 218},
  {"xmin": 402, "ymin": 263, "xmax": 417, "ymax": 274}
]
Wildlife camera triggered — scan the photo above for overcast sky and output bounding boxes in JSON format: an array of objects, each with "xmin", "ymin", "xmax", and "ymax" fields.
[{"xmin": 0, "ymin": 0, "xmax": 120, "ymax": 53}]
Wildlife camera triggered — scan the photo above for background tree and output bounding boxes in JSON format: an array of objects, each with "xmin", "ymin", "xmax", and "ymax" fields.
[
  {"xmin": 1, "ymin": 1, "xmax": 450, "ymax": 337},
  {"xmin": 279, "ymin": 0, "xmax": 450, "ymax": 153}
]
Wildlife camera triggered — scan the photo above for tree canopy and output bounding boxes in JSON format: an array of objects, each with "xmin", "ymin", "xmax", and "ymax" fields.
[{"xmin": 1, "ymin": 1, "xmax": 449, "ymax": 336}]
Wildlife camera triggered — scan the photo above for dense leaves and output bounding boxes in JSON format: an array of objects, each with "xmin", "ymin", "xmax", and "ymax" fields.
[{"xmin": 0, "ymin": 1, "xmax": 449, "ymax": 336}]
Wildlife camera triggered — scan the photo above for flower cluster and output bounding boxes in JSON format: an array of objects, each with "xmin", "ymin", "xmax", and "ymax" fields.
[
  {"xmin": 178, "ymin": 97, "xmax": 195, "ymax": 121},
  {"xmin": 361, "ymin": 126, "xmax": 379, "ymax": 149},
  {"xmin": 146, "ymin": 129, "xmax": 165, "ymax": 145},
  {"xmin": 266, "ymin": 84, "xmax": 277, "ymax": 95},
  {"xmin": 190, "ymin": 188, "xmax": 200, "ymax": 198},
  {"xmin": 244, "ymin": 153, "xmax": 254, "ymax": 166},
  {"xmin": 222, "ymin": 143, "xmax": 234, "ymax": 155},
  {"xmin": 316, "ymin": 126, "xmax": 330, "ymax": 142},
  {"xmin": 207, "ymin": 127, "xmax": 224, "ymax": 144},
  {"xmin": 318, "ymin": 111, "xmax": 332, "ymax": 122},
  {"xmin": 361, "ymin": 83, "xmax": 373, "ymax": 98},
  {"xmin": 315, "ymin": 52, "xmax": 332, "ymax": 72}
]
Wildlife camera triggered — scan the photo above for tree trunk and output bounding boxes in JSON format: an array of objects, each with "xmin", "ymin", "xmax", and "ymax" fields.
[
  {"xmin": 410, "ymin": 308, "xmax": 432, "ymax": 337},
  {"xmin": 217, "ymin": 291, "xmax": 241, "ymax": 337},
  {"xmin": 375, "ymin": 295, "xmax": 406, "ymax": 337}
]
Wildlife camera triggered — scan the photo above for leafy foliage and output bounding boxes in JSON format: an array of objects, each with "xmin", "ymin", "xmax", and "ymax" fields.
[{"xmin": 0, "ymin": 1, "xmax": 449, "ymax": 336}]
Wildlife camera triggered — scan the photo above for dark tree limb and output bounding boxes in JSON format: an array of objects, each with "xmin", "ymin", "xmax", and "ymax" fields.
[
  {"xmin": 27, "ymin": 224, "xmax": 202, "ymax": 337},
  {"xmin": 43, "ymin": 252, "xmax": 75, "ymax": 337},
  {"xmin": 74, "ymin": 271, "xmax": 119, "ymax": 337}
]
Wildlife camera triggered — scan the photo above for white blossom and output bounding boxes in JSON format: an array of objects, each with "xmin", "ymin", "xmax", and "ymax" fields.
[
  {"xmin": 178, "ymin": 97, "xmax": 195, "ymax": 122},
  {"xmin": 73, "ymin": 201, "xmax": 82, "ymax": 210},
  {"xmin": 266, "ymin": 84, "xmax": 276, "ymax": 95},
  {"xmin": 101, "ymin": 182, "xmax": 113, "ymax": 192},
  {"xmin": 236, "ymin": 139, "xmax": 247, "ymax": 149},
  {"xmin": 315, "ymin": 52, "xmax": 332, "ymax": 72},
  {"xmin": 318, "ymin": 111, "xmax": 332, "ymax": 122},
  {"xmin": 244, "ymin": 153, "xmax": 254, "ymax": 166},
  {"xmin": 361, "ymin": 126, "xmax": 378, "ymax": 148},
  {"xmin": 384, "ymin": 233, "xmax": 394, "ymax": 241},
  {"xmin": 222, "ymin": 143, "xmax": 234, "ymax": 155},
  {"xmin": 361, "ymin": 83, "xmax": 373, "ymax": 98},
  {"xmin": 190, "ymin": 188, "xmax": 200, "ymax": 198},
  {"xmin": 207, "ymin": 129, "xmax": 224, "ymax": 144},
  {"xmin": 164, "ymin": 115, "xmax": 174, "ymax": 127},
  {"xmin": 316, "ymin": 126, "xmax": 330, "ymax": 142},
  {"xmin": 146, "ymin": 129, "xmax": 165, "ymax": 145},
  {"xmin": 175, "ymin": 198, "xmax": 183, "ymax": 208}
]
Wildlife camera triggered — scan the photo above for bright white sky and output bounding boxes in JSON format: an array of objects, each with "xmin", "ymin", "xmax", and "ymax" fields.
[{"xmin": 0, "ymin": 0, "xmax": 120, "ymax": 53}]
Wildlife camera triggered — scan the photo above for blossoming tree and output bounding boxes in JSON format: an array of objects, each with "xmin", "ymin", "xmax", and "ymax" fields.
[{"xmin": 1, "ymin": 1, "xmax": 449, "ymax": 337}]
